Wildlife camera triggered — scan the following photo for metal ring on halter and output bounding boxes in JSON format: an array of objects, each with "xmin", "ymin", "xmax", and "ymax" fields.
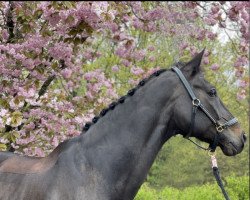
[
  {"xmin": 208, "ymin": 149, "xmax": 216, "ymax": 156},
  {"xmin": 192, "ymin": 99, "xmax": 201, "ymax": 107},
  {"xmin": 216, "ymin": 125, "xmax": 224, "ymax": 133}
]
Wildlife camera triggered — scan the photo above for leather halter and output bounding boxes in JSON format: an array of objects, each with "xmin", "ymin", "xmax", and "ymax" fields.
[{"xmin": 171, "ymin": 66, "xmax": 238, "ymax": 152}]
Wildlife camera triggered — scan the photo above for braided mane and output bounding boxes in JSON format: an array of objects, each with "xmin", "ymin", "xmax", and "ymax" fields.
[{"xmin": 82, "ymin": 68, "xmax": 167, "ymax": 133}]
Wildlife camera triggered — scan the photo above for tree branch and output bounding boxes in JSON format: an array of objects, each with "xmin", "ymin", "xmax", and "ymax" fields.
[
  {"xmin": 196, "ymin": 2, "xmax": 207, "ymax": 11},
  {"xmin": 37, "ymin": 59, "xmax": 67, "ymax": 100},
  {"xmin": 223, "ymin": 28, "xmax": 240, "ymax": 54},
  {"xmin": 6, "ymin": 1, "xmax": 15, "ymax": 43},
  {"xmin": 37, "ymin": 74, "xmax": 56, "ymax": 99},
  {"xmin": 129, "ymin": 5, "xmax": 146, "ymax": 22}
]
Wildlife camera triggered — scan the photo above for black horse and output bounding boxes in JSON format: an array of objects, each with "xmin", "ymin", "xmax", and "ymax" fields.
[{"xmin": 0, "ymin": 51, "xmax": 246, "ymax": 200}]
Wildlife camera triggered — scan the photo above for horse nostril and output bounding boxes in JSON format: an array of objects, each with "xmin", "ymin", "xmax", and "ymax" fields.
[{"xmin": 242, "ymin": 132, "xmax": 247, "ymax": 143}]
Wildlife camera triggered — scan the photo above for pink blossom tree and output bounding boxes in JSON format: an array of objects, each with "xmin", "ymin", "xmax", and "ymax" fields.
[{"xmin": 0, "ymin": 1, "xmax": 248, "ymax": 156}]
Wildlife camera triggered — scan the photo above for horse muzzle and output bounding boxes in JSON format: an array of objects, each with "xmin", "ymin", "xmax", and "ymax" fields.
[{"xmin": 219, "ymin": 131, "xmax": 247, "ymax": 156}]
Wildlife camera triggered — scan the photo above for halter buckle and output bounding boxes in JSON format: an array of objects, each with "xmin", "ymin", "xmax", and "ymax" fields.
[
  {"xmin": 216, "ymin": 125, "xmax": 224, "ymax": 133},
  {"xmin": 192, "ymin": 99, "xmax": 201, "ymax": 107}
]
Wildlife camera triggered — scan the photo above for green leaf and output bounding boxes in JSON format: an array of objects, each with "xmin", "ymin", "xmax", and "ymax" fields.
[
  {"xmin": 0, "ymin": 143, "xmax": 7, "ymax": 151},
  {"xmin": 68, "ymin": 29, "xmax": 78, "ymax": 36},
  {"xmin": 11, "ymin": 111, "xmax": 23, "ymax": 127},
  {"xmin": 65, "ymin": 15, "xmax": 75, "ymax": 24},
  {"xmin": 51, "ymin": 62, "xmax": 59, "ymax": 70},
  {"xmin": 63, "ymin": 1, "xmax": 73, "ymax": 8}
]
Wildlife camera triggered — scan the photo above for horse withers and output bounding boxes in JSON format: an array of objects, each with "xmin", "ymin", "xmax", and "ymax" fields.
[{"xmin": 0, "ymin": 50, "xmax": 246, "ymax": 200}]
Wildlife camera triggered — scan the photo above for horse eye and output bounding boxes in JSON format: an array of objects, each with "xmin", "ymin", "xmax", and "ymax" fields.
[{"xmin": 208, "ymin": 88, "xmax": 217, "ymax": 97}]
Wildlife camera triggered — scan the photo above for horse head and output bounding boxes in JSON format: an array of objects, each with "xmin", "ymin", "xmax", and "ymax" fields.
[{"xmin": 172, "ymin": 50, "xmax": 247, "ymax": 156}]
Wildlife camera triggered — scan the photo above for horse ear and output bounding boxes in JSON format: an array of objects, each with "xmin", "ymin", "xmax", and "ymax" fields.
[{"xmin": 183, "ymin": 48, "xmax": 205, "ymax": 76}]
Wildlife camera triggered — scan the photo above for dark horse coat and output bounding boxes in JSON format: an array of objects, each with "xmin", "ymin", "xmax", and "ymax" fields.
[{"xmin": 0, "ymin": 51, "xmax": 246, "ymax": 200}]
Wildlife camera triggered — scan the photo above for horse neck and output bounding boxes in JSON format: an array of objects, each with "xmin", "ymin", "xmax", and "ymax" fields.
[{"xmin": 77, "ymin": 71, "xmax": 177, "ymax": 199}]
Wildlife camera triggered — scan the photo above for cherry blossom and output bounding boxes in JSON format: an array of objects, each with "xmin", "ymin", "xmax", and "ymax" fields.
[
  {"xmin": 210, "ymin": 64, "xmax": 220, "ymax": 71},
  {"xmin": 0, "ymin": 1, "xmax": 248, "ymax": 156}
]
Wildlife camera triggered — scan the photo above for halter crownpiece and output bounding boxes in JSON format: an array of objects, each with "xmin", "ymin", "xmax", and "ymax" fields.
[{"xmin": 171, "ymin": 66, "xmax": 238, "ymax": 152}]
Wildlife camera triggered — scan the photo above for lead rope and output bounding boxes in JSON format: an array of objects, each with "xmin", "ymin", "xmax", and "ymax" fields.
[
  {"xmin": 187, "ymin": 138, "xmax": 209, "ymax": 151},
  {"xmin": 186, "ymin": 139, "xmax": 231, "ymax": 200},
  {"xmin": 210, "ymin": 154, "xmax": 230, "ymax": 200}
]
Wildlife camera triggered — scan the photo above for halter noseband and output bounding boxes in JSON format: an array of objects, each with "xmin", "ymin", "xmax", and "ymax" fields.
[{"xmin": 171, "ymin": 66, "xmax": 238, "ymax": 152}]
